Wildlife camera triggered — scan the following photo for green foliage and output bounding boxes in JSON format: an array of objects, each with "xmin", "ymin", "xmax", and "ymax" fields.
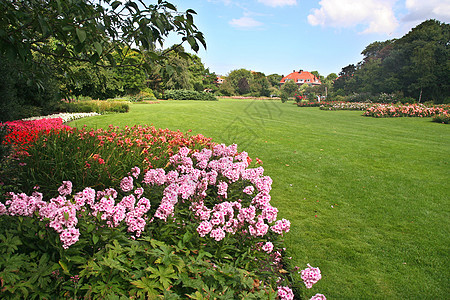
[
  {"xmin": 129, "ymin": 90, "xmax": 157, "ymax": 102},
  {"xmin": 162, "ymin": 90, "xmax": 217, "ymax": 101},
  {"xmin": 334, "ymin": 19, "xmax": 449, "ymax": 103},
  {"xmin": 0, "ymin": 1, "xmax": 205, "ymax": 66},
  {"xmin": 432, "ymin": 113, "xmax": 449, "ymax": 124},
  {"xmin": 0, "ymin": 124, "xmax": 11, "ymax": 161},
  {"xmin": 58, "ymin": 100, "xmax": 129, "ymax": 114},
  {"xmin": 0, "ymin": 55, "xmax": 61, "ymax": 121},
  {"xmin": 280, "ymin": 80, "xmax": 298, "ymax": 102}
]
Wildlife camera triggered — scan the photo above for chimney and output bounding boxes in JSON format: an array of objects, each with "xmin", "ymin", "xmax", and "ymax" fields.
[
  {"xmin": 299, "ymin": 69, "xmax": 303, "ymax": 73},
  {"xmin": 293, "ymin": 70, "xmax": 295, "ymax": 73}
]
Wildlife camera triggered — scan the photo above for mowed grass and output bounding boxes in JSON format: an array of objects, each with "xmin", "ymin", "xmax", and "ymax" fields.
[{"xmin": 70, "ymin": 99, "xmax": 450, "ymax": 299}]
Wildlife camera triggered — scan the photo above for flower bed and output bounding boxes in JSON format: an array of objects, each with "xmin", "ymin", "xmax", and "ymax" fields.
[
  {"xmin": 363, "ymin": 103, "xmax": 449, "ymax": 118},
  {"xmin": 0, "ymin": 118, "xmax": 72, "ymax": 151},
  {"xmin": 320, "ymin": 102, "xmax": 373, "ymax": 111},
  {"xmin": 22, "ymin": 112, "xmax": 100, "ymax": 123},
  {"xmin": 432, "ymin": 111, "xmax": 449, "ymax": 124},
  {"xmin": 0, "ymin": 122, "xmax": 325, "ymax": 299}
]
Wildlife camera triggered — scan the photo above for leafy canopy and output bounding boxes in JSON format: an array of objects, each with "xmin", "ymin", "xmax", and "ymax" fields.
[{"xmin": 0, "ymin": 0, "xmax": 206, "ymax": 66}]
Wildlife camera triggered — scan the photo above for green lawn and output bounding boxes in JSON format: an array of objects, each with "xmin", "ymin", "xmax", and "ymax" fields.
[{"xmin": 70, "ymin": 99, "xmax": 450, "ymax": 299}]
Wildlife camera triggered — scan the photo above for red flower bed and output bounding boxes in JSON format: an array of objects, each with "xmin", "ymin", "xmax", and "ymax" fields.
[{"xmin": 1, "ymin": 118, "xmax": 71, "ymax": 151}]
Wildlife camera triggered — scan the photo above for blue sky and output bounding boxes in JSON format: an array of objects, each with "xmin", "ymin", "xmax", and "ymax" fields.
[{"xmin": 160, "ymin": 0, "xmax": 449, "ymax": 77}]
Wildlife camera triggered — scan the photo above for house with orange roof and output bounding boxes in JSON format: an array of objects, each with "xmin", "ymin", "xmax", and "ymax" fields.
[{"xmin": 280, "ymin": 70, "xmax": 321, "ymax": 87}]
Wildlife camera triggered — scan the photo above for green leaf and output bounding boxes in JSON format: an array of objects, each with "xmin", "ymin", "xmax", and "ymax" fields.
[
  {"xmin": 111, "ymin": 1, "xmax": 121, "ymax": 10},
  {"xmin": 93, "ymin": 42, "xmax": 103, "ymax": 56},
  {"xmin": 59, "ymin": 260, "xmax": 70, "ymax": 275},
  {"xmin": 76, "ymin": 28, "xmax": 87, "ymax": 43}
]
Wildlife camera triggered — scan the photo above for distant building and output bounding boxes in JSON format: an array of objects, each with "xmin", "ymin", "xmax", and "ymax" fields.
[
  {"xmin": 280, "ymin": 70, "xmax": 321, "ymax": 86},
  {"xmin": 216, "ymin": 76, "xmax": 225, "ymax": 84}
]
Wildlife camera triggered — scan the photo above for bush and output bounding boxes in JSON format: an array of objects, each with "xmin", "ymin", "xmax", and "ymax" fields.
[
  {"xmin": 129, "ymin": 89, "xmax": 157, "ymax": 102},
  {"xmin": 58, "ymin": 100, "xmax": 129, "ymax": 114},
  {"xmin": 162, "ymin": 89, "xmax": 217, "ymax": 101},
  {"xmin": 432, "ymin": 112, "xmax": 449, "ymax": 124},
  {"xmin": 0, "ymin": 124, "xmax": 324, "ymax": 299}
]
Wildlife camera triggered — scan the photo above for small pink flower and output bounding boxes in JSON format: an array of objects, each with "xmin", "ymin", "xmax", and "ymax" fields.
[
  {"xmin": 310, "ymin": 293, "xmax": 327, "ymax": 300},
  {"xmin": 120, "ymin": 176, "xmax": 134, "ymax": 192},
  {"xmin": 277, "ymin": 286, "xmax": 294, "ymax": 300},
  {"xmin": 301, "ymin": 264, "xmax": 322, "ymax": 288},
  {"xmin": 262, "ymin": 241, "xmax": 274, "ymax": 253}
]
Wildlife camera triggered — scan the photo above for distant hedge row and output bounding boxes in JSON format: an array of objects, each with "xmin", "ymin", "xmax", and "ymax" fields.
[
  {"xmin": 58, "ymin": 100, "xmax": 129, "ymax": 114},
  {"xmin": 162, "ymin": 89, "xmax": 217, "ymax": 101}
]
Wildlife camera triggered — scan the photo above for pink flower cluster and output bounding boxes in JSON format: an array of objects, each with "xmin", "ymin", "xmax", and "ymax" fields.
[
  {"xmin": 1, "ymin": 143, "xmax": 290, "ymax": 252},
  {"xmin": 277, "ymin": 286, "xmax": 294, "ymax": 300},
  {"xmin": 310, "ymin": 294, "xmax": 327, "ymax": 300},
  {"xmin": 301, "ymin": 264, "xmax": 322, "ymax": 288},
  {"xmin": 364, "ymin": 103, "xmax": 448, "ymax": 118},
  {"xmin": 2, "ymin": 176, "xmax": 152, "ymax": 248}
]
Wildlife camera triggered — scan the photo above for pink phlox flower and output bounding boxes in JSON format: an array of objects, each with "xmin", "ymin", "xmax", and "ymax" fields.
[
  {"xmin": 119, "ymin": 194, "xmax": 136, "ymax": 210},
  {"xmin": 120, "ymin": 176, "xmax": 134, "ymax": 192},
  {"xmin": 271, "ymin": 218, "xmax": 290, "ymax": 235},
  {"xmin": 6, "ymin": 192, "xmax": 40, "ymax": 217},
  {"xmin": 197, "ymin": 220, "xmax": 213, "ymax": 237},
  {"xmin": 165, "ymin": 170, "xmax": 179, "ymax": 183},
  {"xmin": 234, "ymin": 151, "xmax": 249, "ymax": 163},
  {"xmin": 96, "ymin": 188, "xmax": 117, "ymax": 201},
  {"xmin": 261, "ymin": 205, "xmax": 278, "ymax": 223},
  {"xmin": 130, "ymin": 166, "xmax": 141, "ymax": 179},
  {"xmin": 310, "ymin": 294, "xmax": 327, "ymax": 300},
  {"xmin": 210, "ymin": 227, "xmax": 226, "ymax": 241},
  {"xmin": 178, "ymin": 147, "xmax": 191, "ymax": 157},
  {"xmin": 60, "ymin": 227, "xmax": 80, "ymax": 249},
  {"xmin": 205, "ymin": 170, "xmax": 218, "ymax": 185},
  {"xmin": 135, "ymin": 197, "xmax": 151, "ymax": 214},
  {"xmin": 51, "ymin": 195, "xmax": 67, "ymax": 206},
  {"xmin": 0, "ymin": 202, "xmax": 6, "ymax": 215},
  {"xmin": 82, "ymin": 187, "xmax": 96, "ymax": 206},
  {"xmin": 225, "ymin": 144, "xmax": 238, "ymax": 156},
  {"xmin": 217, "ymin": 181, "xmax": 228, "ymax": 198},
  {"xmin": 196, "ymin": 159, "xmax": 208, "ymax": 169},
  {"xmin": 111, "ymin": 204, "xmax": 126, "ymax": 227},
  {"xmin": 58, "ymin": 181, "xmax": 72, "ymax": 196},
  {"xmin": 192, "ymin": 148, "xmax": 212, "ymax": 162},
  {"xmin": 262, "ymin": 241, "xmax": 274, "ymax": 253},
  {"xmin": 143, "ymin": 168, "xmax": 166, "ymax": 185},
  {"xmin": 212, "ymin": 144, "xmax": 226, "ymax": 157},
  {"xmin": 254, "ymin": 216, "xmax": 269, "ymax": 236},
  {"xmin": 243, "ymin": 185, "xmax": 255, "ymax": 195},
  {"xmin": 237, "ymin": 205, "xmax": 256, "ymax": 224},
  {"xmin": 277, "ymin": 286, "xmax": 294, "ymax": 300},
  {"xmin": 301, "ymin": 264, "xmax": 322, "ymax": 289},
  {"xmin": 134, "ymin": 187, "xmax": 144, "ymax": 199},
  {"xmin": 154, "ymin": 201, "xmax": 175, "ymax": 221},
  {"xmin": 251, "ymin": 192, "xmax": 271, "ymax": 209}
]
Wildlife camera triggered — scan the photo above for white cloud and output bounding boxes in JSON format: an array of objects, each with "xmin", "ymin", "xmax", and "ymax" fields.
[
  {"xmin": 307, "ymin": 0, "xmax": 399, "ymax": 34},
  {"xmin": 229, "ymin": 16, "xmax": 264, "ymax": 28},
  {"xmin": 257, "ymin": 0, "xmax": 297, "ymax": 7},
  {"xmin": 404, "ymin": 0, "xmax": 450, "ymax": 22}
]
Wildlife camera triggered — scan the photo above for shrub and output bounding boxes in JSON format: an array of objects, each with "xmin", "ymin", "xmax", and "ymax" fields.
[
  {"xmin": 162, "ymin": 89, "xmax": 217, "ymax": 101},
  {"xmin": 58, "ymin": 100, "xmax": 129, "ymax": 114},
  {"xmin": 0, "ymin": 123, "xmax": 324, "ymax": 299},
  {"xmin": 320, "ymin": 102, "xmax": 373, "ymax": 111},
  {"xmin": 432, "ymin": 112, "xmax": 449, "ymax": 124},
  {"xmin": 364, "ymin": 104, "xmax": 449, "ymax": 118}
]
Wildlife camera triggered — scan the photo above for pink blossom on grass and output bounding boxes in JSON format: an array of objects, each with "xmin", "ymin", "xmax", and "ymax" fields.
[
  {"xmin": 301, "ymin": 264, "xmax": 322, "ymax": 288},
  {"xmin": 310, "ymin": 293, "xmax": 327, "ymax": 300}
]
